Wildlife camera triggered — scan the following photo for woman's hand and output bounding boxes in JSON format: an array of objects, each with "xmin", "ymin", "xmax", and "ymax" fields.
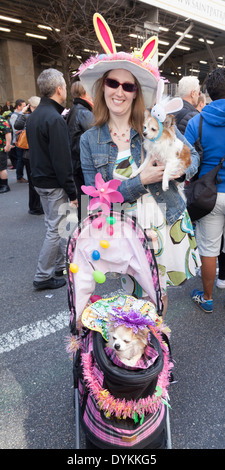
[
  {"xmin": 70, "ymin": 199, "xmax": 79, "ymax": 208},
  {"xmin": 22, "ymin": 104, "xmax": 30, "ymax": 114},
  {"xmin": 4, "ymin": 143, "xmax": 11, "ymax": 153},
  {"xmin": 140, "ymin": 160, "xmax": 165, "ymax": 185}
]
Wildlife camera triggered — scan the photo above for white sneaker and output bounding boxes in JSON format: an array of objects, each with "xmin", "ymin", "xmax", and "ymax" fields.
[{"xmin": 216, "ymin": 278, "xmax": 225, "ymax": 288}]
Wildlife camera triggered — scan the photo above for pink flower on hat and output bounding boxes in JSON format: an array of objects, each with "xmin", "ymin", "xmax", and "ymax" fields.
[{"xmin": 81, "ymin": 172, "xmax": 124, "ymax": 216}]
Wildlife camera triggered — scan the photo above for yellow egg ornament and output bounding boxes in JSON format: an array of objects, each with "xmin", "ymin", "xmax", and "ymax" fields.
[
  {"xmin": 69, "ymin": 263, "xmax": 79, "ymax": 273},
  {"xmin": 100, "ymin": 240, "xmax": 110, "ymax": 249}
]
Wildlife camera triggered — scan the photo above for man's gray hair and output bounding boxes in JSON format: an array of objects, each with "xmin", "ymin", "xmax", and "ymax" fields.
[
  {"xmin": 37, "ymin": 68, "xmax": 65, "ymax": 97},
  {"xmin": 178, "ymin": 76, "xmax": 200, "ymax": 98}
]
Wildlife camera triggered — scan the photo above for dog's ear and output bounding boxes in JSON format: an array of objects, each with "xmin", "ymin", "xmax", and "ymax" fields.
[
  {"xmin": 138, "ymin": 328, "xmax": 149, "ymax": 346},
  {"xmin": 163, "ymin": 114, "xmax": 175, "ymax": 128}
]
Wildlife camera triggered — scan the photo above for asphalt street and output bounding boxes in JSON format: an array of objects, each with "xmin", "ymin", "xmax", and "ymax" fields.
[{"xmin": 0, "ymin": 170, "xmax": 224, "ymax": 457}]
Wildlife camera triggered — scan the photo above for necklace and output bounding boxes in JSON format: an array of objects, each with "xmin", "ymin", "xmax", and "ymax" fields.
[{"xmin": 109, "ymin": 126, "xmax": 130, "ymax": 142}]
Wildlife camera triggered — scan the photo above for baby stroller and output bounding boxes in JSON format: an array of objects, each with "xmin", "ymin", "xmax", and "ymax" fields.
[{"xmin": 66, "ymin": 209, "xmax": 173, "ymax": 449}]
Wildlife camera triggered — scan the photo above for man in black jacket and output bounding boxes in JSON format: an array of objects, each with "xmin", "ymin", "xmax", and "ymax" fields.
[
  {"xmin": 26, "ymin": 68, "xmax": 77, "ymax": 290},
  {"xmin": 174, "ymin": 75, "xmax": 200, "ymax": 134}
]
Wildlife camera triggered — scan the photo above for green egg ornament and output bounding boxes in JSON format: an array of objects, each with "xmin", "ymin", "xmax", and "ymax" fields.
[
  {"xmin": 106, "ymin": 216, "xmax": 116, "ymax": 225},
  {"xmin": 93, "ymin": 270, "xmax": 106, "ymax": 284}
]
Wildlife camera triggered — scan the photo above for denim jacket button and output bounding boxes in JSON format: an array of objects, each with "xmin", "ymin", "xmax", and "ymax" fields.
[
  {"xmin": 131, "ymin": 143, "xmax": 135, "ymax": 148},
  {"xmin": 156, "ymin": 191, "xmax": 160, "ymax": 196}
]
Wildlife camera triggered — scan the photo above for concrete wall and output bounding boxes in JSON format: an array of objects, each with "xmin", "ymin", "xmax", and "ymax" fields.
[{"xmin": 0, "ymin": 39, "xmax": 36, "ymax": 107}]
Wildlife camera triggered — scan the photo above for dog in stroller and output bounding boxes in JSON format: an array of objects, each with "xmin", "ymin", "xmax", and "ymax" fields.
[{"xmin": 66, "ymin": 200, "xmax": 173, "ymax": 449}]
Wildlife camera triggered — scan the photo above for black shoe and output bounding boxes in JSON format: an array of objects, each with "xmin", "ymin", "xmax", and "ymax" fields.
[
  {"xmin": 28, "ymin": 209, "xmax": 44, "ymax": 215},
  {"xmin": 33, "ymin": 277, "xmax": 66, "ymax": 290},
  {"xmin": 0, "ymin": 185, "xmax": 10, "ymax": 193}
]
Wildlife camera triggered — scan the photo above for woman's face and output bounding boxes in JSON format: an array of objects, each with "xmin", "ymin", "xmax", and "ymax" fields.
[{"xmin": 104, "ymin": 69, "xmax": 137, "ymax": 119}]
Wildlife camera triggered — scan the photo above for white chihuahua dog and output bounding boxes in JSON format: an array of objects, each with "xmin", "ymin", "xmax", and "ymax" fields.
[
  {"xmin": 142, "ymin": 110, "xmax": 191, "ymax": 191},
  {"xmin": 107, "ymin": 324, "xmax": 149, "ymax": 366},
  {"xmin": 132, "ymin": 79, "xmax": 191, "ymax": 191}
]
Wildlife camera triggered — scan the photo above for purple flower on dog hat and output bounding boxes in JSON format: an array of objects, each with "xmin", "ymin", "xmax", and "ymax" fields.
[
  {"xmin": 77, "ymin": 13, "xmax": 161, "ymax": 108},
  {"xmin": 110, "ymin": 308, "xmax": 154, "ymax": 334}
]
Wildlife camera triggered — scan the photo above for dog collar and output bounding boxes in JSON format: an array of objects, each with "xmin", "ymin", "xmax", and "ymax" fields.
[{"xmin": 149, "ymin": 117, "xmax": 163, "ymax": 142}]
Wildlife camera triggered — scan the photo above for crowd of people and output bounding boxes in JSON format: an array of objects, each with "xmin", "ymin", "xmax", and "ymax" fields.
[{"xmin": 1, "ymin": 44, "xmax": 225, "ymax": 317}]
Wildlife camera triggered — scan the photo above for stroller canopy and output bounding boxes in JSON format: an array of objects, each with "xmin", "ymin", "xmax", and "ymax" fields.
[{"xmin": 67, "ymin": 211, "xmax": 161, "ymax": 320}]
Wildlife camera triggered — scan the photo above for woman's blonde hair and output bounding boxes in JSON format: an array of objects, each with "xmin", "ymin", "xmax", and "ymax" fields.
[{"xmin": 92, "ymin": 71, "xmax": 145, "ymax": 136}]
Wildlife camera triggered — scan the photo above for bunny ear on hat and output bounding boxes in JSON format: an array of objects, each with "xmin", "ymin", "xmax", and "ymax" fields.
[
  {"xmin": 139, "ymin": 36, "xmax": 158, "ymax": 62},
  {"xmin": 93, "ymin": 13, "xmax": 117, "ymax": 54}
]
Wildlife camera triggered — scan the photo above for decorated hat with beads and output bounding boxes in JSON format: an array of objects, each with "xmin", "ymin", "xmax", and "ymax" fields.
[{"xmin": 77, "ymin": 13, "xmax": 161, "ymax": 107}]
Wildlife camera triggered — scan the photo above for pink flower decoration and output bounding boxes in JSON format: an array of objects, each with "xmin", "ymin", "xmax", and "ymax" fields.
[{"xmin": 81, "ymin": 173, "xmax": 124, "ymax": 216}]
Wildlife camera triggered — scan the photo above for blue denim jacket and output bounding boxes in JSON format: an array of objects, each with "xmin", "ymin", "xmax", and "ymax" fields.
[{"xmin": 80, "ymin": 123, "xmax": 200, "ymax": 225}]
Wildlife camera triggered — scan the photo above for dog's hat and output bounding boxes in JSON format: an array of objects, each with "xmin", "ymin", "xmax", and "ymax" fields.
[{"xmin": 77, "ymin": 13, "xmax": 160, "ymax": 107}]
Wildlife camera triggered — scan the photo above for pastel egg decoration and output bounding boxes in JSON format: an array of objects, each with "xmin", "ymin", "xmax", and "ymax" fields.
[
  {"xmin": 93, "ymin": 270, "xmax": 106, "ymax": 284},
  {"xmin": 90, "ymin": 294, "xmax": 102, "ymax": 303},
  {"xmin": 106, "ymin": 216, "xmax": 116, "ymax": 225},
  {"xmin": 69, "ymin": 263, "xmax": 79, "ymax": 273},
  {"xmin": 92, "ymin": 250, "xmax": 100, "ymax": 260},
  {"xmin": 100, "ymin": 240, "xmax": 110, "ymax": 249}
]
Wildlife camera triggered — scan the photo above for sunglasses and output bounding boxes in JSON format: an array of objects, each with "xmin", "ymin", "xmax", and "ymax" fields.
[{"xmin": 105, "ymin": 77, "xmax": 137, "ymax": 93}]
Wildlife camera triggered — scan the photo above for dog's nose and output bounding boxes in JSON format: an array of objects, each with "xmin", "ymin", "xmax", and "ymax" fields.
[{"xmin": 114, "ymin": 343, "xmax": 120, "ymax": 351}]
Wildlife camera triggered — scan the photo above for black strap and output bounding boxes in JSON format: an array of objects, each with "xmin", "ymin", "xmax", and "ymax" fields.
[{"xmin": 198, "ymin": 114, "xmax": 203, "ymax": 140}]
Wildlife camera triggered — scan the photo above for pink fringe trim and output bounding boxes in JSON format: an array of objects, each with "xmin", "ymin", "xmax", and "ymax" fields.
[
  {"xmin": 81, "ymin": 326, "xmax": 173, "ymax": 420},
  {"xmin": 65, "ymin": 334, "xmax": 82, "ymax": 359}
]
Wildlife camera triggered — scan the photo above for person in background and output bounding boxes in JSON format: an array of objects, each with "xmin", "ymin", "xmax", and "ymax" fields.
[
  {"xmin": 174, "ymin": 76, "xmax": 200, "ymax": 134},
  {"xmin": 0, "ymin": 114, "xmax": 11, "ymax": 193},
  {"xmin": 26, "ymin": 68, "xmax": 78, "ymax": 290},
  {"xmin": 196, "ymin": 92, "xmax": 207, "ymax": 112},
  {"xmin": 10, "ymin": 99, "xmax": 27, "ymax": 182},
  {"xmin": 14, "ymin": 96, "xmax": 43, "ymax": 215},
  {"xmin": 185, "ymin": 67, "xmax": 225, "ymax": 313},
  {"xmin": 2, "ymin": 100, "xmax": 14, "ymax": 113},
  {"xmin": 66, "ymin": 81, "xmax": 93, "ymax": 221}
]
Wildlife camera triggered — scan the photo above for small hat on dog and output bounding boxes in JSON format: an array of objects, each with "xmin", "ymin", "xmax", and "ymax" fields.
[{"xmin": 77, "ymin": 13, "xmax": 161, "ymax": 107}]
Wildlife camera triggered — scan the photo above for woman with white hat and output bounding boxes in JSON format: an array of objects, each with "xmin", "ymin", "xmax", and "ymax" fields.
[{"xmin": 79, "ymin": 14, "xmax": 201, "ymax": 316}]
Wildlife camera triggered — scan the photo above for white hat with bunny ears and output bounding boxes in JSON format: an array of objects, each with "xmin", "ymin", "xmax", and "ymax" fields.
[{"xmin": 77, "ymin": 13, "xmax": 161, "ymax": 107}]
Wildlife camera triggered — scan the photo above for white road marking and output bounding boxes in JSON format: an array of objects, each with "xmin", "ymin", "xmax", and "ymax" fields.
[
  {"xmin": 0, "ymin": 289, "xmax": 125, "ymax": 355},
  {"xmin": 0, "ymin": 311, "xmax": 69, "ymax": 354}
]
